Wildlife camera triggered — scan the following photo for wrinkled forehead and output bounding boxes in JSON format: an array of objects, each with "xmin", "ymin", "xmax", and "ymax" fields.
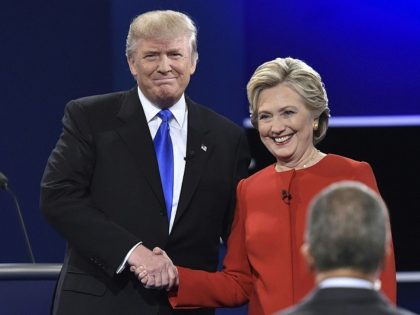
[
  {"xmin": 140, "ymin": 33, "xmax": 189, "ymax": 44},
  {"xmin": 137, "ymin": 36, "xmax": 191, "ymax": 52}
]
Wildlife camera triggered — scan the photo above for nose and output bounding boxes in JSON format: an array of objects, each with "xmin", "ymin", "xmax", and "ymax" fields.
[
  {"xmin": 270, "ymin": 116, "xmax": 285, "ymax": 134},
  {"xmin": 157, "ymin": 55, "xmax": 172, "ymax": 73}
]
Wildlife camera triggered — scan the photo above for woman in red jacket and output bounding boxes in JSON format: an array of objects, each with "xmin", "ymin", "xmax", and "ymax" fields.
[{"xmin": 134, "ymin": 57, "xmax": 396, "ymax": 315}]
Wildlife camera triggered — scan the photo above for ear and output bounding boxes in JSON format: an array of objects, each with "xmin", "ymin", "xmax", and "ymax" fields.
[
  {"xmin": 189, "ymin": 59, "xmax": 197, "ymax": 75},
  {"xmin": 384, "ymin": 209, "xmax": 393, "ymax": 258},
  {"xmin": 301, "ymin": 243, "xmax": 315, "ymax": 269},
  {"xmin": 384, "ymin": 232, "xmax": 392, "ymax": 258},
  {"xmin": 312, "ymin": 117, "xmax": 319, "ymax": 131},
  {"xmin": 127, "ymin": 56, "xmax": 137, "ymax": 77}
]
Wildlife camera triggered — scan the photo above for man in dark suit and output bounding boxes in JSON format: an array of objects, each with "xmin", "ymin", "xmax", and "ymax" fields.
[
  {"xmin": 278, "ymin": 181, "xmax": 417, "ymax": 315},
  {"xmin": 40, "ymin": 10, "xmax": 250, "ymax": 315}
]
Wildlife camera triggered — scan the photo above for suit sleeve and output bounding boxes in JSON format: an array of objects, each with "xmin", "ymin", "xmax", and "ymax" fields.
[
  {"xmin": 354, "ymin": 162, "xmax": 397, "ymax": 303},
  {"xmin": 40, "ymin": 100, "xmax": 140, "ymax": 276},
  {"xmin": 221, "ymin": 129, "xmax": 251, "ymax": 242},
  {"xmin": 169, "ymin": 179, "xmax": 253, "ymax": 308}
]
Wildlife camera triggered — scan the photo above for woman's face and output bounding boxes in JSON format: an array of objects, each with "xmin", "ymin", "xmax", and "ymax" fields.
[{"xmin": 257, "ymin": 83, "xmax": 317, "ymax": 166}]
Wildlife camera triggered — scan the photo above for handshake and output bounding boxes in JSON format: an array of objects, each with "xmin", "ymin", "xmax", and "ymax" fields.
[{"xmin": 128, "ymin": 244, "xmax": 178, "ymax": 291}]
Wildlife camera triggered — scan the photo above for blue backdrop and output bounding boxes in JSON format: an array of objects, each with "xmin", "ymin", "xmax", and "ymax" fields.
[{"xmin": 0, "ymin": 0, "xmax": 419, "ymax": 268}]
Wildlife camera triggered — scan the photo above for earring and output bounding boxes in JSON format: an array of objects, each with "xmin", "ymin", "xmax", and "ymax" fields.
[{"xmin": 313, "ymin": 121, "xmax": 319, "ymax": 131}]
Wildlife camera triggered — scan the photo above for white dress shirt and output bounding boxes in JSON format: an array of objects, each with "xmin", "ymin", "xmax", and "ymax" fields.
[
  {"xmin": 138, "ymin": 87, "xmax": 188, "ymax": 232},
  {"xmin": 319, "ymin": 277, "xmax": 380, "ymax": 290}
]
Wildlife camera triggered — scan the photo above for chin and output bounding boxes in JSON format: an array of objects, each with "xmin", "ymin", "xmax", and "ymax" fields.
[
  {"xmin": 158, "ymin": 91, "xmax": 179, "ymax": 101},
  {"xmin": 274, "ymin": 150, "xmax": 294, "ymax": 161}
]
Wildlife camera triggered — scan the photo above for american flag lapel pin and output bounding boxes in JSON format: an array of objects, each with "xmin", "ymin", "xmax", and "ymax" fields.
[{"xmin": 201, "ymin": 144, "xmax": 207, "ymax": 152}]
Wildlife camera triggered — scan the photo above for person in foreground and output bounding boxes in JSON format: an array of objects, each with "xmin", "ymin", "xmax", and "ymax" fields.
[
  {"xmin": 40, "ymin": 10, "xmax": 250, "ymax": 315},
  {"xmin": 133, "ymin": 57, "xmax": 396, "ymax": 314},
  {"xmin": 277, "ymin": 180, "xmax": 417, "ymax": 315}
]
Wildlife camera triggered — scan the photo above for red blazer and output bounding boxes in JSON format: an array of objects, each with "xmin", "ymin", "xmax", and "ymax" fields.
[{"xmin": 170, "ymin": 154, "xmax": 396, "ymax": 315}]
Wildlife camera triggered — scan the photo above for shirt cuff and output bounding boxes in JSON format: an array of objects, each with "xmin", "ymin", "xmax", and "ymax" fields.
[{"xmin": 115, "ymin": 241, "xmax": 142, "ymax": 274}]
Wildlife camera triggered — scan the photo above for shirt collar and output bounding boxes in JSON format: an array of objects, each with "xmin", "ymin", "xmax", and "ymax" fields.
[
  {"xmin": 137, "ymin": 87, "xmax": 186, "ymax": 127},
  {"xmin": 319, "ymin": 277, "xmax": 376, "ymax": 290}
]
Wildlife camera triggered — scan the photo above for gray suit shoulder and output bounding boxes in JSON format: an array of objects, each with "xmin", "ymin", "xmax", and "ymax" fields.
[
  {"xmin": 276, "ymin": 306, "xmax": 419, "ymax": 315},
  {"xmin": 396, "ymin": 307, "xmax": 419, "ymax": 315}
]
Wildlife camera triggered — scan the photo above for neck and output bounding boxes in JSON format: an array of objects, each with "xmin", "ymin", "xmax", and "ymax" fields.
[{"xmin": 276, "ymin": 147, "xmax": 321, "ymax": 171}]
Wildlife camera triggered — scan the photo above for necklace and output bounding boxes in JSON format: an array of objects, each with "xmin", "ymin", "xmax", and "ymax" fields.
[
  {"xmin": 275, "ymin": 148, "xmax": 321, "ymax": 172},
  {"xmin": 302, "ymin": 148, "xmax": 320, "ymax": 168}
]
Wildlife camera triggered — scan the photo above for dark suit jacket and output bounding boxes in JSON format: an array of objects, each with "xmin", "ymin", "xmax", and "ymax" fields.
[
  {"xmin": 278, "ymin": 287, "xmax": 417, "ymax": 315},
  {"xmin": 40, "ymin": 88, "xmax": 250, "ymax": 315}
]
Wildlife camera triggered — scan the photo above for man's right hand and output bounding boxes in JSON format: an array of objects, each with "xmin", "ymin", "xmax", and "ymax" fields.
[{"xmin": 127, "ymin": 244, "xmax": 178, "ymax": 290}]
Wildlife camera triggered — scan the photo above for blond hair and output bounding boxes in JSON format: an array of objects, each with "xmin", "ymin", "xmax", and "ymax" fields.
[
  {"xmin": 126, "ymin": 10, "xmax": 198, "ymax": 64},
  {"xmin": 247, "ymin": 57, "xmax": 330, "ymax": 144}
]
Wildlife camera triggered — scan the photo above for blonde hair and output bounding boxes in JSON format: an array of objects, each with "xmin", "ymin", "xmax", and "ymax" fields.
[
  {"xmin": 126, "ymin": 10, "xmax": 198, "ymax": 64},
  {"xmin": 247, "ymin": 57, "xmax": 330, "ymax": 144}
]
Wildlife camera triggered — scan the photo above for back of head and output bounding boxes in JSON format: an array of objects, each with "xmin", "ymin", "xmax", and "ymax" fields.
[
  {"xmin": 307, "ymin": 181, "xmax": 388, "ymax": 275},
  {"xmin": 126, "ymin": 10, "xmax": 198, "ymax": 63},
  {"xmin": 246, "ymin": 57, "xmax": 330, "ymax": 144}
]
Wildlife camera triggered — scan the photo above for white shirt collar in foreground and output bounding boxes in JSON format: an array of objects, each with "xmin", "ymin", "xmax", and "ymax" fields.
[
  {"xmin": 319, "ymin": 277, "xmax": 378, "ymax": 290},
  {"xmin": 137, "ymin": 87, "xmax": 186, "ymax": 128}
]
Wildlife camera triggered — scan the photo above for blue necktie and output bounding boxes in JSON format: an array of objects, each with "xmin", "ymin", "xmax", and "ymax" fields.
[{"xmin": 154, "ymin": 109, "xmax": 174, "ymax": 220}]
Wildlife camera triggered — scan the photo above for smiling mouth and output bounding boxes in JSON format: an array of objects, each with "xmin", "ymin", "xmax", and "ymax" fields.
[
  {"xmin": 154, "ymin": 77, "xmax": 176, "ymax": 82},
  {"xmin": 152, "ymin": 78, "xmax": 176, "ymax": 86},
  {"xmin": 272, "ymin": 134, "xmax": 293, "ymax": 144}
]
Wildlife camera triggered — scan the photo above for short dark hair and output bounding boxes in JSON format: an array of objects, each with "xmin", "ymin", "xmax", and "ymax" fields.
[{"xmin": 307, "ymin": 181, "xmax": 388, "ymax": 274}]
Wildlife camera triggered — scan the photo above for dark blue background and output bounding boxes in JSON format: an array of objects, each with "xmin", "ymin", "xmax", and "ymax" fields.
[{"xmin": 1, "ymin": 0, "xmax": 419, "ymax": 271}]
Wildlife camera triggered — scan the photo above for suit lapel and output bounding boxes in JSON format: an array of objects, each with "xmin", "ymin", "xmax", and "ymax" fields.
[
  {"xmin": 173, "ymin": 98, "xmax": 211, "ymax": 226},
  {"xmin": 115, "ymin": 88, "xmax": 166, "ymax": 210},
  {"xmin": 115, "ymin": 92, "xmax": 213, "ymax": 227}
]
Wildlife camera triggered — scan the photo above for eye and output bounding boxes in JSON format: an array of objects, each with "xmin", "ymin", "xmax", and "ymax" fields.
[
  {"xmin": 282, "ymin": 110, "xmax": 295, "ymax": 118},
  {"xmin": 258, "ymin": 113, "xmax": 271, "ymax": 121},
  {"xmin": 169, "ymin": 52, "xmax": 183, "ymax": 59},
  {"xmin": 143, "ymin": 54, "xmax": 159, "ymax": 61}
]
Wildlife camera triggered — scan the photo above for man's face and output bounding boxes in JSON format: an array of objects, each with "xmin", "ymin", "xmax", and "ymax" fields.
[{"xmin": 127, "ymin": 36, "xmax": 196, "ymax": 108}]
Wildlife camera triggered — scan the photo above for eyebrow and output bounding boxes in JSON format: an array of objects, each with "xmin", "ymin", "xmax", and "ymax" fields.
[
  {"xmin": 258, "ymin": 105, "xmax": 297, "ymax": 112},
  {"xmin": 167, "ymin": 48, "xmax": 183, "ymax": 53},
  {"xmin": 142, "ymin": 50, "xmax": 159, "ymax": 55},
  {"xmin": 141, "ymin": 48, "xmax": 184, "ymax": 55}
]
